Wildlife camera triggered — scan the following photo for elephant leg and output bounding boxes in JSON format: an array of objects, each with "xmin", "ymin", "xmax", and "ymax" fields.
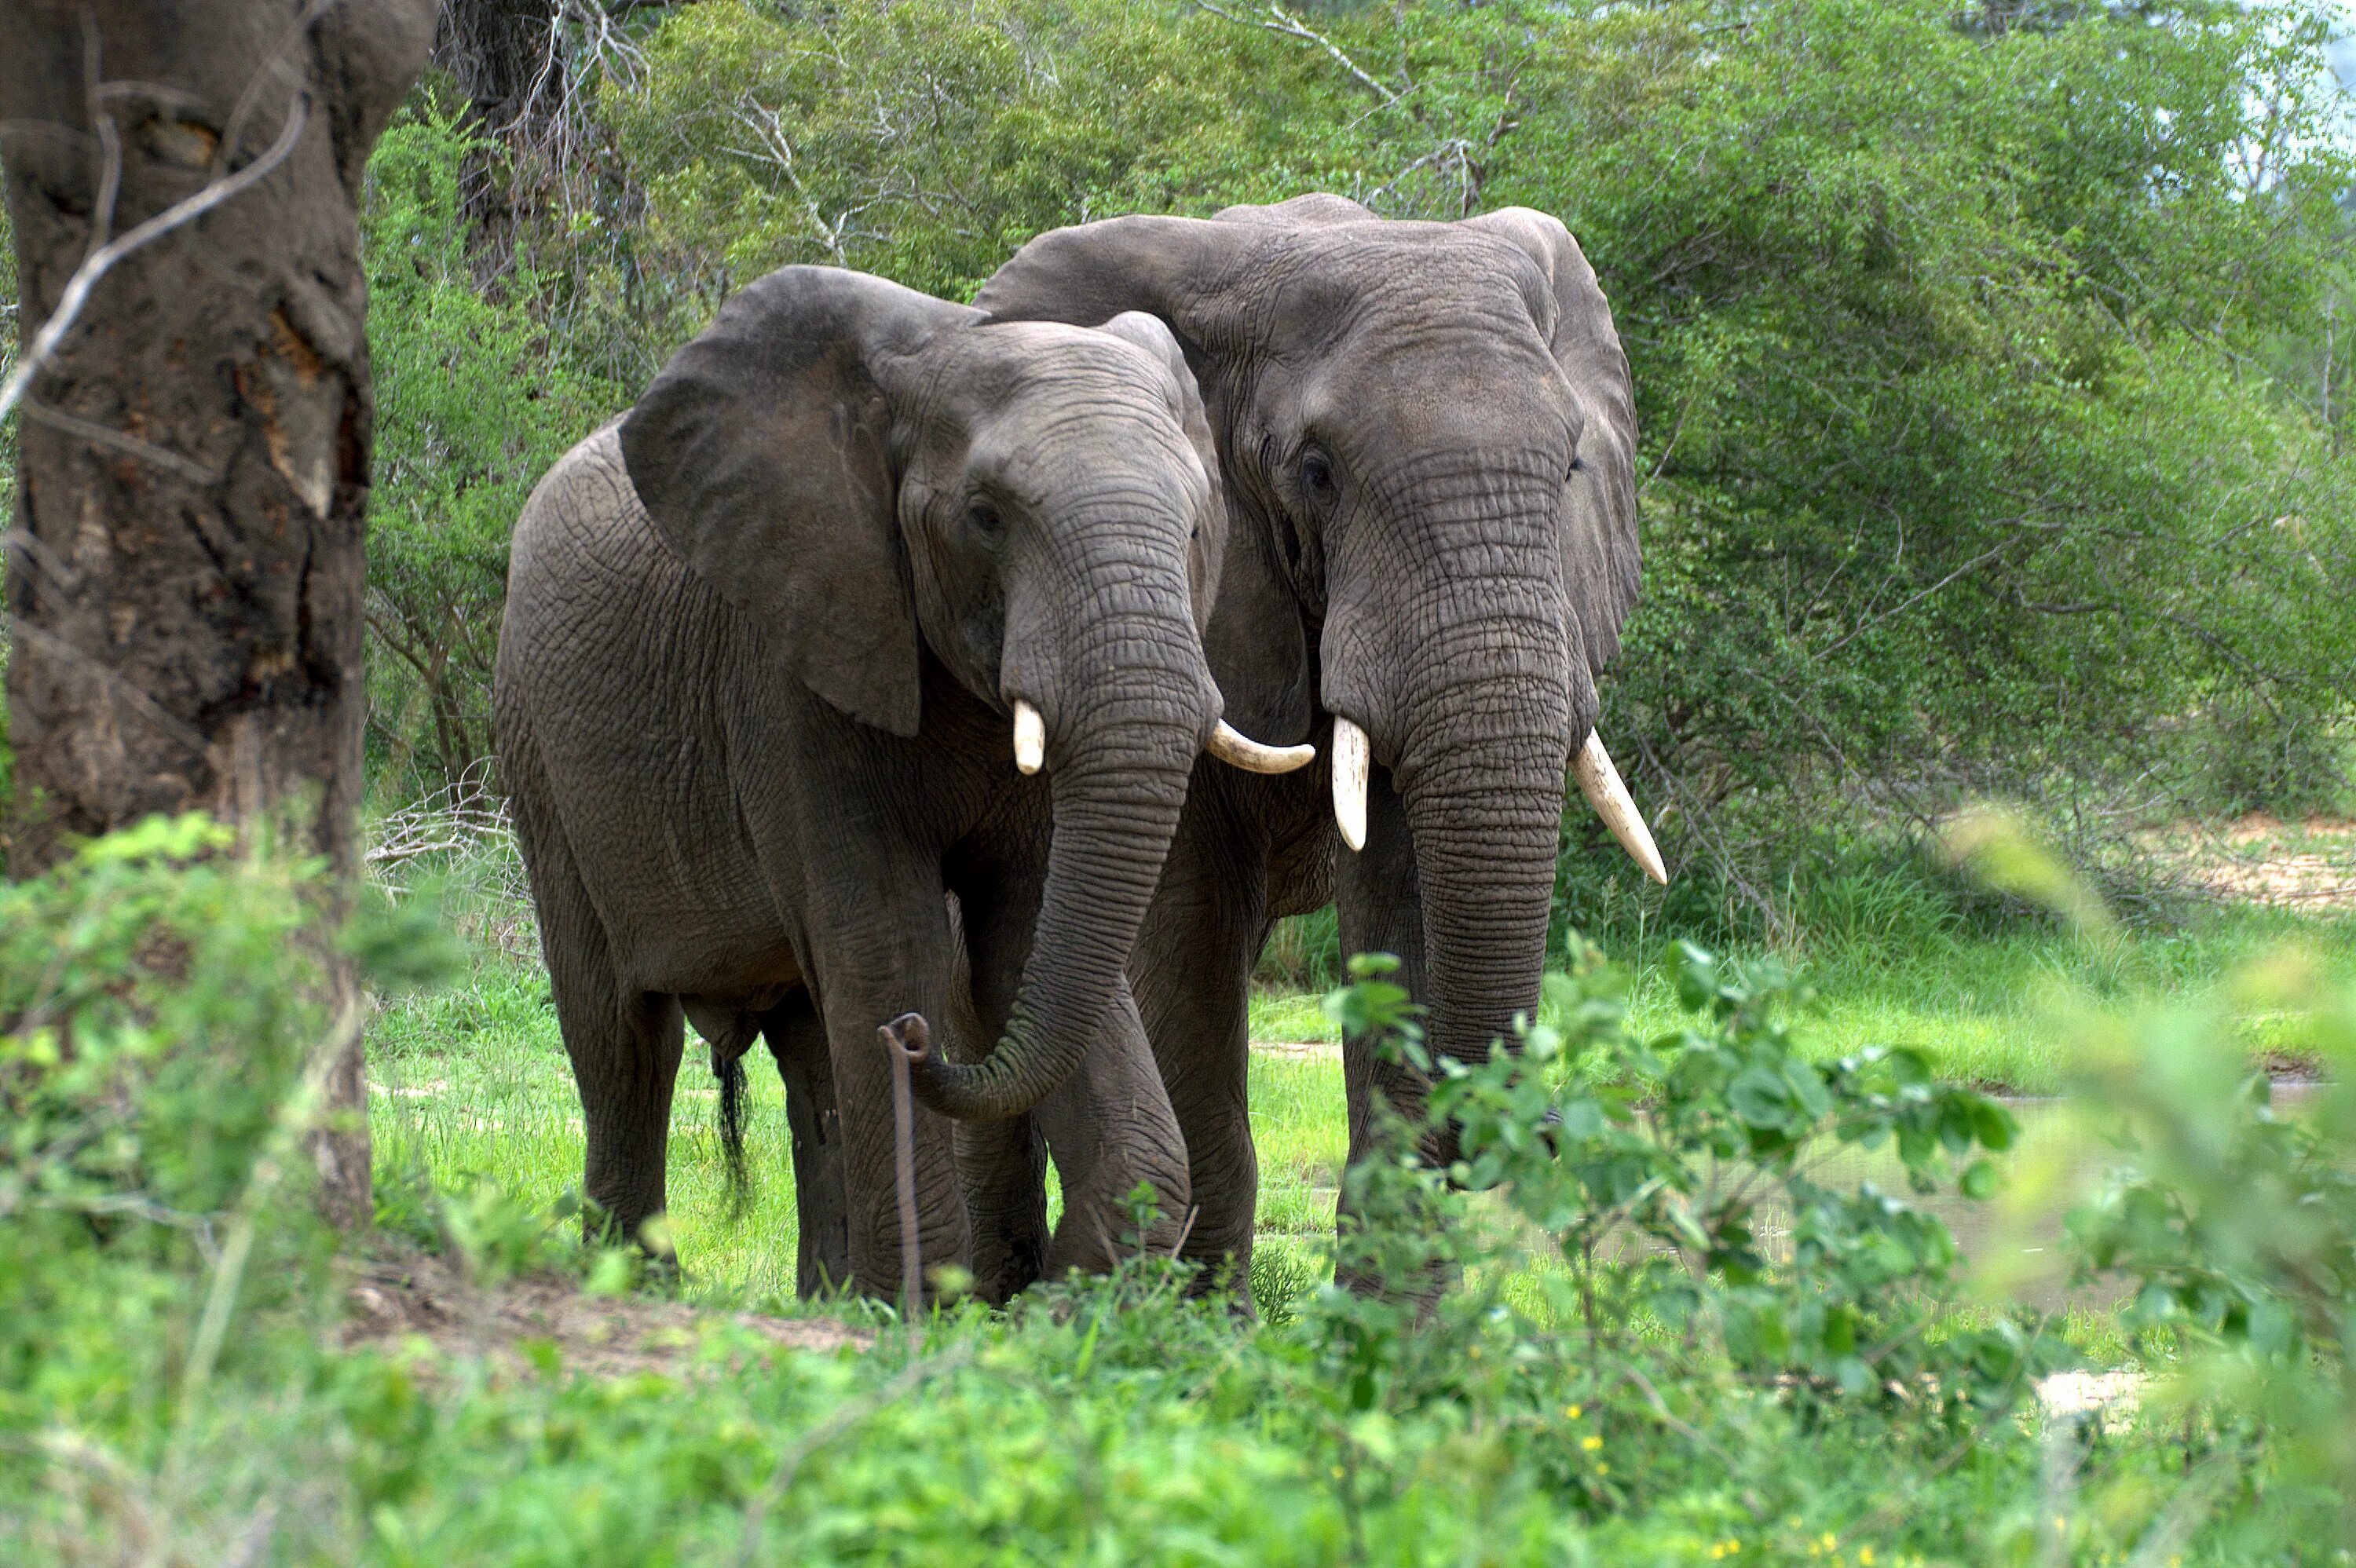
[
  {"xmin": 1332, "ymin": 758, "xmax": 1447, "ymax": 1299},
  {"xmin": 533, "ymin": 851, "xmax": 686, "ymax": 1251},
  {"xmin": 944, "ymin": 891, "xmax": 1049, "ymax": 1306},
  {"xmin": 1129, "ymin": 795, "xmax": 1270, "ymax": 1301},
  {"xmin": 762, "ymin": 990, "xmax": 851, "ymax": 1299},
  {"xmin": 804, "ymin": 886, "xmax": 973, "ymax": 1304},
  {"xmin": 1033, "ymin": 982, "xmax": 1193, "ymax": 1277}
]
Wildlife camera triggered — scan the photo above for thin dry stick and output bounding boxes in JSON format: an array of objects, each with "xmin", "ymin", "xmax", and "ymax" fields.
[
  {"xmin": 5, "ymin": 618, "xmax": 214, "ymax": 759},
  {"xmin": 18, "ymin": 395, "xmax": 218, "ymax": 484},
  {"xmin": 0, "ymin": 91, "xmax": 307, "ymax": 425},
  {"xmin": 1191, "ymin": 0, "xmax": 1401, "ymax": 104},
  {"xmin": 1167, "ymin": 1203, "xmax": 1200, "ymax": 1262},
  {"xmin": 879, "ymin": 1014, "xmax": 927, "ymax": 1314}
]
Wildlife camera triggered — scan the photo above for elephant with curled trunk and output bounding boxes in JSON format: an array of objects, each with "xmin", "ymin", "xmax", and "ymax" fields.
[
  {"xmin": 492, "ymin": 265, "xmax": 1308, "ymax": 1301},
  {"xmin": 917, "ymin": 195, "xmax": 1665, "ymax": 1296}
]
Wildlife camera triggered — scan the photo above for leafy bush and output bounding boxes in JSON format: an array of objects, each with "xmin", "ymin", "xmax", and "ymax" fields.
[
  {"xmin": 0, "ymin": 816, "xmax": 332, "ymax": 1440},
  {"xmin": 361, "ymin": 97, "xmax": 617, "ymax": 797},
  {"xmin": 9, "ymin": 830, "xmax": 2355, "ymax": 1560},
  {"xmin": 2063, "ymin": 958, "xmax": 2356, "ymax": 1537},
  {"xmin": 590, "ymin": 0, "xmax": 2354, "ymax": 900}
]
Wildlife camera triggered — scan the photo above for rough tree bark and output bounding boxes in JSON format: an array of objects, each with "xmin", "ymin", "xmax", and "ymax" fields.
[{"xmin": 1, "ymin": 0, "xmax": 437, "ymax": 1226}]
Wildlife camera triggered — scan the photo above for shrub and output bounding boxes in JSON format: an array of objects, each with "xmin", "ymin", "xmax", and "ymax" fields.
[{"xmin": 0, "ymin": 816, "xmax": 332, "ymax": 1441}]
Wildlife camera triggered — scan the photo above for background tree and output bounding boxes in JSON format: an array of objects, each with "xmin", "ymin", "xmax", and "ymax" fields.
[{"xmin": 1, "ymin": 0, "xmax": 437, "ymax": 1223}]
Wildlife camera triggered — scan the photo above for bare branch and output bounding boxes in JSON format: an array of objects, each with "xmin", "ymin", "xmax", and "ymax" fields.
[
  {"xmin": 0, "ymin": 92, "xmax": 309, "ymax": 426},
  {"xmin": 1193, "ymin": 0, "xmax": 1400, "ymax": 105},
  {"xmin": 18, "ymin": 397, "xmax": 218, "ymax": 484},
  {"xmin": 4, "ymin": 618, "xmax": 214, "ymax": 759}
]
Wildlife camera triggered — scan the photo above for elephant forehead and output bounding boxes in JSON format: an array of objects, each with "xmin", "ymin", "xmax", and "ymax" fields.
[
  {"xmin": 1251, "ymin": 224, "xmax": 1550, "ymax": 332},
  {"xmin": 965, "ymin": 406, "xmax": 1205, "ymax": 506},
  {"xmin": 947, "ymin": 319, "xmax": 1172, "ymax": 397}
]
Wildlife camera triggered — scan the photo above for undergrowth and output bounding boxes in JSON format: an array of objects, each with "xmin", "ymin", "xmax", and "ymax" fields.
[{"xmin": 5, "ymin": 811, "xmax": 2354, "ymax": 1563}]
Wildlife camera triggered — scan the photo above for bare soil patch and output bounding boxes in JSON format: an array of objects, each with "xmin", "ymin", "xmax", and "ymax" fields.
[
  {"xmin": 2154, "ymin": 813, "xmax": 2356, "ymax": 911},
  {"xmin": 339, "ymin": 1245, "xmax": 870, "ymax": 1380}
]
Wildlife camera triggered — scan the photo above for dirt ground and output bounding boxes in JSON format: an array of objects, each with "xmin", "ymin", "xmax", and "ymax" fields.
[
  {"xmin": 338, "ymin": 1245, "xmax": 870, "ymax": 1379},
  {"xmin": 2154, "ymin": 812, "xmax": 2356, "ymax": 911}
]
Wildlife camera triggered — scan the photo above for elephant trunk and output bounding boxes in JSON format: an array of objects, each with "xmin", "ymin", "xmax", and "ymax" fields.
[
  {"xmin": 1400, "ymin": 733, "xmax": 1570, "ymax": 1072},
  {"xmin": 1386, "ymin": 587, "xmax": 1576, "ymax": 1083},
  {"xmin": 908, "ymin": 565, "xmax": 1207, "ymax": 1122}
]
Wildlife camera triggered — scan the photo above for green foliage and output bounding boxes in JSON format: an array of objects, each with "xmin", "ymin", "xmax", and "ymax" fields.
[
  {"xmin": 11, "ymin": 824, "xmax": 2356, "ymax": 1560},
  {"xmin": 361, "ymin": 97, "xmax": 616, "ymax": 795},
  {"xmin": 0, "ymin": 816, "xmax": 331, "ymax": 1441},
  {"xmin": 1442, "ymin": 943, "xmax": 2051, "ymax": 1410},
  {"xmin": 1303, "ymin": 943, "xmax": 2054, "ymax": 1462},
  {"xmin": 1, "ymin": 816, "xmax": 320, "ymax": 1228},
  {"xmin": 592, "ymin": 0, "xmax": 2355, "ymax": 894},
  {"xmin": 2064, "ymin": 967, "xmax": 2356, "ymax": 1533}
]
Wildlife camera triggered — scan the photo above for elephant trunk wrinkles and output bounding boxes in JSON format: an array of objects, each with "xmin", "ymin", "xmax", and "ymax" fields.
[
  {"xmin": 911, "ymin": 566, "xmax": 1205, "ymax": 1122},
  {"xmin": 1390, "ymin": 597, "xmax": 1575, "ymax": 1080}
]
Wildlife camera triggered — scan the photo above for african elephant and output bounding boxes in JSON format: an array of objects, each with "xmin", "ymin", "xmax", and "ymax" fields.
[
  {"xmin": 491, "ymin": 265, "xmax": 1310, "ymax": 1302},
  {"xmin": 907, "ymin": 196, "xmax": 1665, "ymax": 1295}
]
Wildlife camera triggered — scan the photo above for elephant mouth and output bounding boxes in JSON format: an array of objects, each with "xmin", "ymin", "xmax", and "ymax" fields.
[{"xmin": 1326, "ymin": 710, "xmax": 1663, "ymax": 885}]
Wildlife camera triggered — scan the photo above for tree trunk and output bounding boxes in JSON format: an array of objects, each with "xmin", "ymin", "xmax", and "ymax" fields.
[{"xmin": 1, "ymin": 0, "xmax": 436, "ymax": 1227}]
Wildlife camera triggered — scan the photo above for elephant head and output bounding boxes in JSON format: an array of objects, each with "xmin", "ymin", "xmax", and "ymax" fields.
[
  {"xmin": 975, "ymin": 198, "xmax": 1662, "ymax": 1075},
  {"xmin": 618, "ymin": 266, "xmax": 1307, "ymax": 1120}
]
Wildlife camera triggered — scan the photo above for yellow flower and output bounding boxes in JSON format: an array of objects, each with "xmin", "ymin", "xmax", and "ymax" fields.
[
  {"xmin": 1581, "ymin": 1435, "xmax": 1604, "ymax": 1452},
  {"xmin": 1860, "ymin": 1551, "xmax": 1875, "ymax": 1566},
  {"xmin": 1565, "ymin": 1404, "xmax": 1583, "ymax": 1420}
]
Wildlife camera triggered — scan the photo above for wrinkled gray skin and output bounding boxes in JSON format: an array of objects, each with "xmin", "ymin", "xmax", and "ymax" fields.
[
  {"xmin": 949, "ymin": 196, "xmax": 1642, "ymax": 1299},
  {"xmin": 492, "ymin": 265, "xmax": 1231, "ymax": 1300}
]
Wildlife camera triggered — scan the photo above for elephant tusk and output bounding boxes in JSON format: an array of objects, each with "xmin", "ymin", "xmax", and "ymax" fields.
[
  {"xmin": 1205, "ymin": 720, "xmax": 1315, "ymax": 775},
  {"xmin": 1331, "ymin": 715, "xmax": 1369, "ymax": 853},
  {"xmin": 1013, "ymin": 700, "xmax": 1045, "ymax": 775},
  {"xmin": 1572, "ymin": 732, "xmax": 1666, "ymax": 885}
]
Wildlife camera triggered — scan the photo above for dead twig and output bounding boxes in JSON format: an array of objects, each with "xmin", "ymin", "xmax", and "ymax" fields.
[
  {"xmin": 18, "ymin": 396, "xmax": 218, "ymax": 484},
  {"xmin": 1192, "ymin": 1, "xmax": 1401, "ymax": 105},
  {"xmin": 878, "ymin": 1013, "xmax": 929, "ymax": 1314},
  {"xmin": 0, "ymin": 91, "xmax": 308, "ymax": 426}
]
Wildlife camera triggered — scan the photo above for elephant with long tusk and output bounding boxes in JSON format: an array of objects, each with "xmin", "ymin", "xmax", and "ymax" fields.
[
  {"xmin": 1332, "ymin": 713, "xmax": 1663, "ymax": 884},
  {"xmin": 960, "ymin": 195, "xmax": 1669, "ymax": 1300},
  {"xmin": 493, "ymin": 264, "xmax": 1303, "ymax": 1304}
]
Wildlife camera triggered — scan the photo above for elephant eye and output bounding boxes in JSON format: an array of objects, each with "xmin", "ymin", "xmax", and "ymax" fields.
[
  {"xmin": 966, "ymin": 501, "xmax": 1004, "ymax": 539},
  {"xmin": 1568, "ymin": 456, "xmax": 1586, "ymax": 477},
  {"xmin": 1299, "ymin": 450, "xmax": 1336, "ymax": 498}
]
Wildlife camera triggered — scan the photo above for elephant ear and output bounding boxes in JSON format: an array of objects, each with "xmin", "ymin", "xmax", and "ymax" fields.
[
  {"xmin": 972, "ymin": 214, "xmax": 1261, "ymax": 349},
  {"xmin": 620, "ymin": 267, "xmax": 981, "ymax": 738},
  {"xmin": 1462, "ymin": 208, "xmax": 1642, "ymax": 675}
]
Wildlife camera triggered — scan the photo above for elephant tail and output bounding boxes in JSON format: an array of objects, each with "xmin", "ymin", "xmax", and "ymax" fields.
[{"xmin": 714, "ymin": 1044, "xmax": 750, "ymax": 1215}]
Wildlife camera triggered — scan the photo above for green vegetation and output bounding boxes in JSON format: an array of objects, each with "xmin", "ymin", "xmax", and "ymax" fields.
[
  {"xmin": 9, "ymin": 816, "xmax": 2356, "ymax": 1562},
  {"xmin": 363, "ymin": 0, "xmax": 2354, "ymax": 902},
  {"xmin": 8, "ymin": 0, "xmax": 2356, "ymax": 1559}
]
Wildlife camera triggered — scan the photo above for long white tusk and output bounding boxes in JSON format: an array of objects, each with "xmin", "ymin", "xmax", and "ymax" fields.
[
  {"xmin": 1012, "ymin": 700, "xmax": 1044, "ymax": 775},
  {"xmin": 1205, "ymin": 720, "xmax": 1315, "ymax": 775},
  {"xmin": 1332, "ymin": 715, "xmax": 1369, "ymax": 853},
  {"xmin": 1572, "ymin": 732, "xmax": 1666, "ymax": 885}
]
